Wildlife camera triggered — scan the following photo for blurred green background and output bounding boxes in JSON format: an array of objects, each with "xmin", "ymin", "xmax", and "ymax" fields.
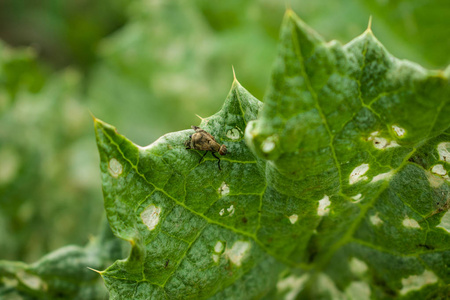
[{"xmin": 0, "ymin": 0, "xmax": 449, "ymax": 263}]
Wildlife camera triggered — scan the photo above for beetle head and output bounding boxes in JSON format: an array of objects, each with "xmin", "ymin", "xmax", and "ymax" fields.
[{"xmin": 219, "ymin": 144, "xmax": 227, "ymax": 155}]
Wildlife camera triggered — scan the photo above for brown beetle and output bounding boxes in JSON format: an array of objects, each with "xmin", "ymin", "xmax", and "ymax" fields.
[{"xmin": 185, "ymin": 126, "xmax": 227, "ymax": 170}]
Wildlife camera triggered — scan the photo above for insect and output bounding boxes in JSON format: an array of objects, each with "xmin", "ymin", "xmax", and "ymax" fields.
[{"xmin": 185, "ymin": 126, "xmax": 227, "ymax": 170}]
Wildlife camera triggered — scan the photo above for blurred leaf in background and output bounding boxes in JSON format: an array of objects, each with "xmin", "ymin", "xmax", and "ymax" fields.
[{"xmin": 0, "ymin": 0, "xmax": 449, "ymax": 273}]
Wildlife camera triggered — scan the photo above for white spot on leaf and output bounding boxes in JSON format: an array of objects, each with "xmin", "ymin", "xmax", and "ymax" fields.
[
  {"xmin": 351, "ymin": 194, "xmax": 363, "ymax": 203},
  {"xmin": 370, "ymin": 213, "xmax": 383, "ymax": 226},
  {"xmin": 225, "ymin": 241, "xmax": 250, "ymax": 267},
  {"xmin": 371, "ymin": 171, "xmax": 393, "ymax": 183},
  {"xmin": 108, "ymin": 158, "xmax": 123, "ymax": 178},
  {"xmin": 345, "ymin": 281, "xmax": 371, "ymax": 300},
  {"xmin": 277, "ymin": 274, "xmax": 309, "ymax": 300},
  {"xmin": 140, "ymin": 204, "xmax": 161, "ymax": 231},
  {"xmin": 431, "ymin": 164, "xmax": 449, "ymax": 180},
  {"xmin": 214, "ymin": 241, "xmax": 224, "ymax": 253},
  {"xmin": 227, "ymin": 205, "xmax": 235, "ymax": 216},
  {"xmin": 218, "ymin": 182, "xmax": 230, "ymax": 197},
  {"xmin": 392, "ymin": 125, "xmax": 406, "ymax": 137},
  {"xmin": 226, "ymin": 128, "xmax": 241, "ymax": 140},
  {"xmin": 437, "ymin": 211, "xmax": 450, "ymax": 233},
  {"xmin": 368, "ymin": 132, "xmax": 400, "ymax": 149},
  {"xmin": 400, "ymin": 270, "xmax": 438, "ymax": 295},
  {"xmin": 349, "ymin": 257, "xmax": 368, "ymax": 276},
  {"xmin": 318, "ymin": 195, "xmax": 331, "ymax": 216},
  {"xmin": 288, "ymin": 214, "xmax": 298, "ymax": 224},
  {"xmin": 437, "ymin": 142, "xmax": 450, "ymax": 162},
  {"xmin": 425, "ymin": 170, "xmax": 445, "ymax": 188},
  {"xmin": 349, "ymin": 164, "xmax": 369, "ymax": 184},
  {"xmin": 402, "ymin": 217, "xmax": 420, "ymax": 229},
  {"xmin": 261, "ymin": 136, "xmax": 276, "ymax": 153}
]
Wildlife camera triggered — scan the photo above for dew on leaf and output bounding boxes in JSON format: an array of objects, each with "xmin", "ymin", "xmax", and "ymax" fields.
[
  {"xmin": 317, "ymin": 195, "xmax": 330, "ymax": 216},
  {"xmin": 140, "ymin": 204, "xmax": 161, "ymax": 231},
  {"xmin": 108, "ymin": 158, "xmax": 123, "ymax": 178},
  {"xmin": 349, "ymin": 164, "xmax": 369, "ymax": 185},
  {"xmin": 400, "ymin": 270, "xmax": 438, "ymax": 295}
]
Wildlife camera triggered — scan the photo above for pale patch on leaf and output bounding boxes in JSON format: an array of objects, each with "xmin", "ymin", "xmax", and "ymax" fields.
[
  {"xmin": 261, "ymin": 136, "xmax": 276, "ymax": 153},
  {"xmin": 369, "ymin": 213, "xmax": 383, "ymax": 226},
  {"xmin": 431, "ymin": 164, "xmax": 449, "ymax": 180},
  {"xmin": 214, "ymin": 241, "xmax": 224, "ymax": 253},
  {"xmin": 226, "ymin": 128, "xmax": 242, "ymax": 140},
  {"xmin": 277, "ymin": 274, "xmax": 309, "ymax": 300},
  {"xmin": 349, "ymin": 164, "xmax": 369, "ymax": 184},
  {"xmin": 227, "ymin": 204, "xmax": 235, "ymax": 216},
  {"xmin": 351, "ymin": 194, "xmax": 363, "ymax": 203},
  {"xmin": 288, "ymin": 214, "xmax": 298, "ymax": 224},
  {"xmin": 400, "ymin": 270, "xmax": 438, "ymax": 295},
  {"xmin": 108, "ymin": 158, "xmax": 123, "ymax": 178},
  {"xmin": 437, "ymin": 142, "xmax": 450, "ymax": 162},
  {"xmin": 367, "ymin": 132, "xmax": 400, "ymax": 149},
  {"xmin": 345, "ymin": 281, "xmax": 371, "ymax": 300},
  {"xmin": 317, "ymin": 195, "xmax": 330, "ymax": 216},
  {"xmin": 349, "ymin": 257, "xmax": 368, "ymax": 276},
  {"xmin": 391, "ymin": 125, "xmax": 406, "ymax": 137},
  {"xmin": 212, "ymin": 254, "xmax": 220, "ymax": 263},
  {"xmin": 371, "ymin": 171, "xmax": 393, "ymax": 183},
  {"xmin": 437, "ymin": 211, "xmax": 450, "ymax": 233},
  {"xmin": 140, "ymin": 204, "xmax": 161, "ymax": 231},
  {"xmin": 225, "ymin": 241, "xmax": 250, "ymax": 267},
  {"xmin": 425, "ymin": 170, "xmax": 446, "ymax": 188},
  {"xmin": 402, "ymin": 217, "xmax": 420, "ymax": 229},
  {"xmin": 218, "ymin": 182, "xmax": 230, "ymax": 197}
]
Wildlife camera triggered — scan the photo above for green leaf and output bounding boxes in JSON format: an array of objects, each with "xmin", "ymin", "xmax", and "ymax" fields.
[
  {"xmin": 0, "ymin": 219, "xmax": 125, "ymax": 299},
  {"xmin": 95, "ymin": 10, "xmax": 450, "ymax": 299}
]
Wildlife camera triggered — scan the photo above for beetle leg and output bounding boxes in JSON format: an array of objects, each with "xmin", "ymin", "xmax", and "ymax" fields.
[
  {"xmin": 199, "ymin": 151, "xmax": 208, "ymax": 164},
  {"xmin": 211, "ymin": 152, "xmax": 221, "ymax": 171}
]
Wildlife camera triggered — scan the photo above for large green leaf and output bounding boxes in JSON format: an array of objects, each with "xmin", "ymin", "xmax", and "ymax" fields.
[
  {"xmin": 95, "ymin": 10, "xmax": 450, "ymax": 299},
  {"xmin": 0, "ymin": 219, "xmax": 125, "ymax": 299}
]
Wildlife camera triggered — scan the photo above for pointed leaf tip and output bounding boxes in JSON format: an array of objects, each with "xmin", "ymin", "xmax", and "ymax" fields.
[
  {"xmin": 87, "ymin": 267, "xmax": 103, "ymax": 275},
  {"xmin": 367, "ymin": 15, "xmax": 373, "ymax": 32}
]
